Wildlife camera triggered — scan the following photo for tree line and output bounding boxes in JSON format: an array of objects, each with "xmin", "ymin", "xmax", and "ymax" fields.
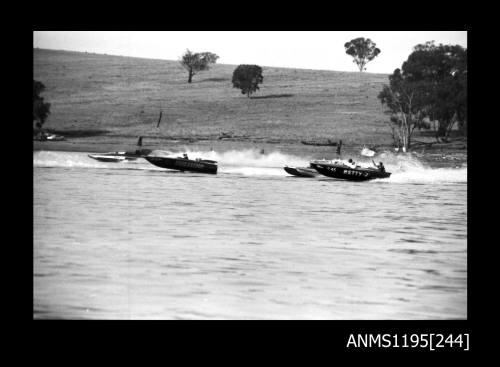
[{"xmin": 378, "ymin": 41, "xmax": 467, "ymax": 149}]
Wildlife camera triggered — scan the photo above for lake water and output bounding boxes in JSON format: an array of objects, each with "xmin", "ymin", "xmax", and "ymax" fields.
[{"xmin": 33, "ymin": 149, "xmax": 467, "ymax": 319}]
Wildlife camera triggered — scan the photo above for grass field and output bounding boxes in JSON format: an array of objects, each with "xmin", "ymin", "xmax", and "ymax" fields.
[{"xmin": 33, "ymin": 48, "xmax": 466, "ymax": 156}]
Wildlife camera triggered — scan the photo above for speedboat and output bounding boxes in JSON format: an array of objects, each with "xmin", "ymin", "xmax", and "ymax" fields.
[
  {"xmin": 88, "ymin": 148, "xmax": 152, "ymax": 162},
  {"xmin": 310, "ymin": 161, "xmax": 391, "ymax": 181},
  {"xmin": 88, "ymin": 151, "xmax": 140, "ymax": 162},
  {"xmin": 144, "ymin": 154, "xmax": 218, "ymax": 174},
  {"xmin": 283, "ymin": 166, "xmax": 319, "ymax": 177}
]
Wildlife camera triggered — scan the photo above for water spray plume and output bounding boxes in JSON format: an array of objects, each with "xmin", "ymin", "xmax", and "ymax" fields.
[{"xmin": 34, "ymin": 150, "xmax": 466, "ymax": 182}]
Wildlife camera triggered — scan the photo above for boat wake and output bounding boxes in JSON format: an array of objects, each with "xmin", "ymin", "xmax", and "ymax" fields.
[
  {"xmin": 384, "ymin": 165, "xmax": 467, "ymax": 184},
  {"xmin": 366, "ymin": 152, "xmax": 467, "ymax": 184},
  {"xmin": 33, "ymin": 149, "xmax": 467, "ymax": 183}
]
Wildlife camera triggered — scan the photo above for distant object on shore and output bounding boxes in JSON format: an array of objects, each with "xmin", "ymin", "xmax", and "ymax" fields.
[
  {"xmin": 219, "ymin": 131, "xmax": 234, "ymax": 140},
  {"xmin": 218, "ymin": 131, "xmax": 250, "ymax": 141},
  {"xmin": 301, "ymin": 139, "xmax": 337, "ymax": 146},
  {"xmin": 33, "ymin": 130, "xmax": 65, "ymax": 141}
]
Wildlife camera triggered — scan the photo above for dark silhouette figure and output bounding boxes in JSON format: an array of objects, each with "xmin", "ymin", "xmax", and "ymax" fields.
[{"xmin": 372, "ymin": 160, "xmax": 385, "ymax": 172}]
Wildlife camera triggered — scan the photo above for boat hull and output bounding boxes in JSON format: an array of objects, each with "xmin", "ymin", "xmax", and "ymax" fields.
[
  {"xmin": 88, "ymin": 153, "xmax": 136, "ymax": 162},
  {"xmin": 284, "ymin": 166, "xmax": 318, "ymax": 177},
  {"xmin": 310, "ymin": 162, "xmax": 391, "ymax": 181},
  {"xmin": 145, "ymin": 156, "xmax": 218, "ymax": 174}
]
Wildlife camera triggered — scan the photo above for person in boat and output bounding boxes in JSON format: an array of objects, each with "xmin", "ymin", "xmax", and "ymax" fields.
[
  {"xmin": 183, "ymin": 153, "xmax": 189, "ymax": 159},
  {"xmin": 372, "ymin": 160, "xmax": 385, "ymax": 172},
  {"xmin": 346, "ymin": 158, "xmax": 357, "ymax": 168}
]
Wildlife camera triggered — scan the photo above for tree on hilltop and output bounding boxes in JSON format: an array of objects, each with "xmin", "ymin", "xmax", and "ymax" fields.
[
  {"xmin": 231, "ymin": 65, "xmax": 263, "ymax": 98},
  {"xmin": 344, "ymin": 37, "xmax": 381, "ymax": 72},
  {"xmin": 179, "ymin": 49, "xmax": 219, "ymax": 83}
]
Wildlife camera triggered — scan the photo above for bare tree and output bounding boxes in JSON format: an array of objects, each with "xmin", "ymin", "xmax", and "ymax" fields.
[{"xmin": 179, "ymin": 50, "xmax": 219, "ymax": 83}]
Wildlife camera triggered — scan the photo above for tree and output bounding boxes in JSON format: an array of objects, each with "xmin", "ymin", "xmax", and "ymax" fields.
[
  {"xmin": 378, "ymin": 70, "xmax": 429, "ymax": 151},
  {"xmin": 232, "ymin": 65, "xmax": 263, "ymax": 98},
  {"xmin": 33, "ymin": 80, "xmax": 51, "ymax": 129},
  {"xmin": 179, "ymin": 49, "xmax": 219, "ymax": 83},
  {"xmin": 378, "ymin": 42, "xmax": 467, "ymax": 150},
  {"xmin": 401, "ymin": 41, "xmax": 467, "ymax": 140},
  {"xmin": 344, "ymin": 37, "xmax": 381, "ymax": 72}
]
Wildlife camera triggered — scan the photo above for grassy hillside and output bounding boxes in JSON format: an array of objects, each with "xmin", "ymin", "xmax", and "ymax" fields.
[{"xmin": 33, "ymin": 48, "xmax": 396, "ymax": 149}]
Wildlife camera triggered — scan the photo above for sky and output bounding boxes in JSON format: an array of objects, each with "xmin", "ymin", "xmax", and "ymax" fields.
[{"xmin": 33, "ymin": 31, "xmax": 467, "ymax": 74}]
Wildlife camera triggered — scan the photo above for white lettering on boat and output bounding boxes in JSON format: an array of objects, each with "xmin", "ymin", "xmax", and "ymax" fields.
[
  {"xmin": 323, "ymin": 166, "xmax": 371, "ymax": 178},
  {"xmin": 175, "ymin": 160, "xmax": 205, "ymax": 169}
]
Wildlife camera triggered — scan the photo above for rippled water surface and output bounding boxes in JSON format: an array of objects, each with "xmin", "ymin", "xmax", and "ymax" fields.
[{"xmin": 33, "ymin": 150, "xmax": 467, "ymax": 319}]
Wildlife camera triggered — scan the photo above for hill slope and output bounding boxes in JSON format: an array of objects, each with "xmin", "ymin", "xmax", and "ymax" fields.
[{"xmin": 34, "ymin": 48, "xmax": 394, "ymax": 149}]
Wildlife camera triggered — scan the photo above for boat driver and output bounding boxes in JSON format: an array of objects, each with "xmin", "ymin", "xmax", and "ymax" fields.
[
  {"xmin": 183, "ymin": 153, "xmax": 189, "ymax": 159},
  {"xmin": 372, "ymin": 160, "xmax": 385, "ymax": 172}
]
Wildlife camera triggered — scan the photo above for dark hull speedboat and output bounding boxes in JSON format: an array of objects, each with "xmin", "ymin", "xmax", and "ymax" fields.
[
  {"xmin": 145, "ymin": 156, "xmax": 218, "ymax": 174},
  {"xmin": 310, "ymin": 162, "xmax": 391, "ymax": 181},
  {"xmin": 284, "ymin": 166, "xmax": 319, "ymax": 177}
]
